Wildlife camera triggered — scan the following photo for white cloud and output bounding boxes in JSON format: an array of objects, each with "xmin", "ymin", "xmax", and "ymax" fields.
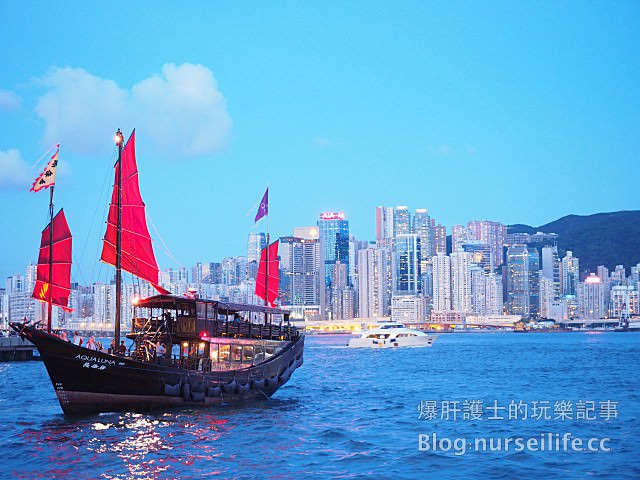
[
  {"xmin": 132, "ymin": 63, "xmax": 231, "ymax": 156},
  {"xmin": 0, "ymin": 149, "xmax": 32, "ymax": 189},
  {"xmin": 35, "ymin": 68, "xmax": 126, "ymax": 155},
  {"xmin": 0, "ymin": 90, "xmax": 21, "ymax": 111},
  {"xmin": 34, "ymin": 63, "xmax": 231, "ymax": 158}
]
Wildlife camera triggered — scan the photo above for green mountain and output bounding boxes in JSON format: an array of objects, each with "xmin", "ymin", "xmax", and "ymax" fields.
[{"xmin": 508, "ymin": 211, "xmax": 640, "ymax": 273}]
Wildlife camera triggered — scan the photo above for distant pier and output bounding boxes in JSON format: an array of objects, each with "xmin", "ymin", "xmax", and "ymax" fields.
[{"xmin": 0, "ymin": 337, "xmax": 37, "ymax": 361}]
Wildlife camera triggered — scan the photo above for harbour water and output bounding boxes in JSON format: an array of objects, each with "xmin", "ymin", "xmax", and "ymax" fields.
[{"xmin": 0, "ymin": 332, "xmax": 638, "ymax": 479}]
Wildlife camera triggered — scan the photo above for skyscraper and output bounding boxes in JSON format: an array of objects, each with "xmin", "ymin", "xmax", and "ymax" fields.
[
  {"xmin": 506, "ymin": 244, "xmax": 539, "ymax": 318},
  {"xmin": 247, "ymin": 232, "xmax": 267, "ymax": 264},
  {"xmin": 561, "ymin": 251, "xmax": 580, "ymax": 297},
  {"xmin": 318, "ymin": 212, "xmax": 350, "ymax": 319},
  {"xmin": 375, "ymin": 206, "xmax": 394, "ymax": 245},
  {"xmin": 413, "ymin": 209, "xmax": 431, "ymax": 271},
  {"xmin": 393, "ymin": 234, "xmax": 421, "ymax": 294},
  {"xmin": 432, "ymin": 222, "xmax": 447, "ymax": 255},
  {"xmin": 393, "ymin": 206, "xmax": 411, "ymax": 236},
  {"xmin": 432, "ymin": 252, "xmax": 451, "ymax": 311},
  {"xmin": 467, "ymin": 220, "xmax": 507, "ymax": 269},
  {"xmin": 579, "ymin": 274, "xmax": 605, "ymax": 319},
  {"xmin": 450, "ymin": 251, "xmax": 472, "ymax": 313}
]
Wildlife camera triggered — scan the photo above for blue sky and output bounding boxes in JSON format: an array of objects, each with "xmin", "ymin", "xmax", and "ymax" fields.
[{"xmin": 1, "ymin": 2, "xmax": 639, "ymax": 282}]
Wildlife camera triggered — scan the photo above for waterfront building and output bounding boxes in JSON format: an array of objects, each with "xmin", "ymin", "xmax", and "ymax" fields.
[
  {"xmin": 392, "ymin": 234, "xmax": 421, "ymax": 295},
  {"xmin": 578, "ymin": 273, "xmax": 606, "ymax": 319},
  {"xmin": 610, "ymin": 285, "xmax": 639, "ymax": 317},
  {"xmin": 413, "ymin": 209, "xmax": 432, "ymax": 271},
  {"xmin": 432, "ymin": 252, "xmax": 451, "ymax": 311},
  {"xmin": 0, "ymin": 289, "xmax": 8, "ymax": 331},
  {"xmin": 561, "ymin": 251, "xmax": 580, "ymax": 297},
  {"xmin": 541, "ymin": 245, "xmax": 561, "ymax": 300},
  {"xmin": 471, "ymin": 267, "xmax": 503, "ymax": 315},
  {"xmin": 358, "ymin": 244, "xmax": 392, "ymax": 319},
  {"xmin": 317, "ymin": 212, "xmax": 350, "ymax": 319},
  {"xmin": 450, "ymin": 251, "xmax": 472, "ymax": 313},
  {"xmin": 279, "ymin": 236, "xmax": 321, "ymax": 310},
  {"xmin": 391, "ymin": 294, "xmax": 425, "ymax": 323},
  {"xmin": 506, "ymin": 244, "xmax": 540, "ymax": 319}
]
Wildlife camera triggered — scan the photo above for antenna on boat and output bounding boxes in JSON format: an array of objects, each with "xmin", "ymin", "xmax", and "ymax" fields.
[{"xmin": 114, "ymin": 129, "xmax": 124, "ymax": 347}]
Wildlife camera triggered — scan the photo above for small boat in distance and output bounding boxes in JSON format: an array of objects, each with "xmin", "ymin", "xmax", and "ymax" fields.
[{"xmin": 348, "ymin": 322, "xmax": 438, "ymax": 348}]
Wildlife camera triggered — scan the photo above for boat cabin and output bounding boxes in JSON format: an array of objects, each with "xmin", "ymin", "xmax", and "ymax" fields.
[{"xmin": 128, "ymin": 294, "xmax": 299, "ymax": 371}]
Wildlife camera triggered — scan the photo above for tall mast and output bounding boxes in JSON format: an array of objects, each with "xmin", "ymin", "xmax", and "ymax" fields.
[
  {"xmin": 114, "ymin": 129, "xmax": 124, "ymax": 347},
  {"xmin": 46, "ymin": 185, "xmax": 54, "ymax": 333},
  {"xmin": 265, "ymin": 212, "xmax": 270, "ymax": 308}
]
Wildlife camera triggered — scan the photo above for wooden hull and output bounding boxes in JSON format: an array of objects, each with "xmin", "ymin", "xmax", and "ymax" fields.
[{"xmin": 11, "ymin": 323, "xmax": 304, "ymax": 415}]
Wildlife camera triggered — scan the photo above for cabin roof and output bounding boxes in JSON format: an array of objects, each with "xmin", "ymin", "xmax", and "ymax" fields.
[{"xmin": 136, "ymin": 294, "xmax": 290, "ymax": 315}]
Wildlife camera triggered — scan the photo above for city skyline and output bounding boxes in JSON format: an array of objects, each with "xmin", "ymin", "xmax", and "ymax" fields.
[{"xmin": 1, "ymin": 3, "xmax": 639, "ymax": 282}]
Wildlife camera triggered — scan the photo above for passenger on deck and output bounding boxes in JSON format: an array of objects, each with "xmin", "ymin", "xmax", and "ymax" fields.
[
  {"xmin": 73, "ymin": 331, "xmax": 83, "ymax": 347},
  {"xmin": 118, "ymin": 340, "xmax": 127, "ymax": 355},
  {"xmin": 157, "ymin": 342, "xmax": 166, "ymax": 357},
  {"xmin": 108, "ymin": 339, "xmax": 116, "ymax": 355},
  {"xmin": 86, "ymin": 336, "xmax": 97, "ymax": 350},
  {"xmin": 60, "ymin": 331, "xmax": 69, "ymax": 342}
]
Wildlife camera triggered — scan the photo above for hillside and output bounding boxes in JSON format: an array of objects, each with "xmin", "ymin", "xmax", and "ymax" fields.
[{"xmin": 508, "ymin": 210, "xmax": 640, "ymax": 273}]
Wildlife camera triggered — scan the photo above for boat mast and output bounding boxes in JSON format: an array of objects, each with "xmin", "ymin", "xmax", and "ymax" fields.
[
  {"xmin": 114, "ymin": 129, "xmax": 124, "ymax": 347},
  {"xmin": 46, "ymin": 185, "xmax": 54, "ymax": 333}
]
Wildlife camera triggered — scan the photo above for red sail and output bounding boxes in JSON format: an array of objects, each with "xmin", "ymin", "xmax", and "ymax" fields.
[
  {"xmin": 32, "ymin": 209, "xmax": 73, "ymax": 310},
  {"xmin": 100, "ymin": 130, "xmax": 169, "ymax": 294},
  {"xmin": 255, "ymin": 240, "xmax": 280, "ymax": 307}
]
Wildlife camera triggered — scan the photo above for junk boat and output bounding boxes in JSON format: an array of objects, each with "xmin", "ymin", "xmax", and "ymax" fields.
[
  {"xmin": 11, "ymin": 129, "xmax": 304, "ymax": 415},
  {"xmin": 348, "ymin": 322, "xmax": 437, "ymax": 348}
]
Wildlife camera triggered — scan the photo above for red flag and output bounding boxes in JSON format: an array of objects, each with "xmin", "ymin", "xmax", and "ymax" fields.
[
  {"xmin": 254, "ymin": 188, "xmax": 268, "ymax": 223},
  {"xmin": 30, "ymin": 147, "xmax": 59, "ymax": 192}
]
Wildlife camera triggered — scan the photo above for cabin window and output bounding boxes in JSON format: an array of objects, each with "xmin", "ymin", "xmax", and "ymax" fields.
[
  {"xmin": 219, "ymin": 345, "xmax": 230, "ymax": 363},
  {"xmin": 209, "ymin": 344, "xmax": 219, "ymax": 362},
  {"xmin": 196, "ymin": 302, "xmax": 206, "ymax": 320},
  {"xmin": 231, "ymin": 345, "xmax": 242, "ymax": 363},
  {"xmin": 243, "ymin": 346, "xmax": 254, "ymax": 363},
  {"xmin": 207, "ymin": 303, "xmax": 216, "ymax": 320}
]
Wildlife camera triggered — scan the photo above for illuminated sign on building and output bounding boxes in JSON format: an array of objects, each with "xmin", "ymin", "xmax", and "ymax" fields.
[{"xmin": 319, "ymin": 212, "xmax": 345, "ymax": 220}]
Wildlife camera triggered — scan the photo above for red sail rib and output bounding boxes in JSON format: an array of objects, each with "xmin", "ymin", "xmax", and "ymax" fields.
[
  {"xmin": 100, "ymin": 130, "xmax": 169, "ymax": 294},
  {"xmin": 32, "ymin": 209, "xmax": 73, "ymax": 310},
  {"xmin": 255, "ymin": 240, "xmax": 280, "ymax": 307}
]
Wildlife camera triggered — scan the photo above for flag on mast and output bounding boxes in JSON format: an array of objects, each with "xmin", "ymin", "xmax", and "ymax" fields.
[
  {"xmin": 30, "ymin": 146, "xmax": 60, "ymax": 192},
  {"xmin": 254, "ymin": 187, "xmax": 268, "ymax": 223}
]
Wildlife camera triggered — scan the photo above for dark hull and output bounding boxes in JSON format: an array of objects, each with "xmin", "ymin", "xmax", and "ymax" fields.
[{"xmin": 11, "ymin": 324, "xmax": 304, "ymax": 415}]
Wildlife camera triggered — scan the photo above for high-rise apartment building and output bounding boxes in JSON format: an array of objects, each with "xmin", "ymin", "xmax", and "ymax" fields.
[
  {"xmin": 413, "ymin": 209, "xmax": 431, "ymax": 271},
  {"xmin": 467, "ymin": 220, "xmax": 507, "ymax": 269},
  {"xmin": 579, "ymin": 273, "xmax": 605, "ymax": 319},
  {"xmin": 432, "ymin": 252, "xmax": 451, "ymax": 311},
  {"xmin": 375, "ymin": 207, "xmax": 394, "ymax": 245},
  {"xmin": 450, "ymin": 251, "xmax": 472, "ymax": 313},
  {"xmin": 561, "ymin": 251, "xmax": 580, "ymax": 297}
]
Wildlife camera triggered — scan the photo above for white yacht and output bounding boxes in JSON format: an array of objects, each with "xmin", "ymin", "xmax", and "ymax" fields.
[{"xmin": 348, "ymin": 323, "xmax": 438, "ymax": 348}]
